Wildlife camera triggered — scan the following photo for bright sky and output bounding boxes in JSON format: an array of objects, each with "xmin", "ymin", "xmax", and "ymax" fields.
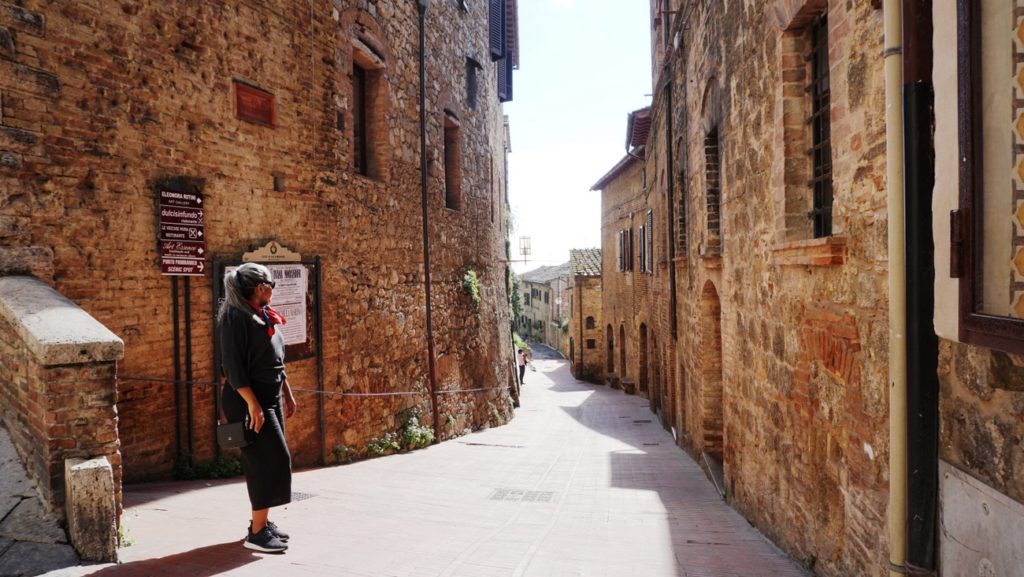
[{"xmin": 505, "ymin": 0, "xmax": 652, "ymax": 275}]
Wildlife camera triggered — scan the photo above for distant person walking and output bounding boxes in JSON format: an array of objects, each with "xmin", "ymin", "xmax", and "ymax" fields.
[
  {"xmin": 219, "ymin": 263, "xmax": 297, "ymax": 553},
  {"xmin": 517, "ymin": 348, "xmax": 528, "ymax": 384}
]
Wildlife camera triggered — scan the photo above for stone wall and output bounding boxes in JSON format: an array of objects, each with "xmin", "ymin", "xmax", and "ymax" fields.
[
  {"xmin": 0, "ymin": 0, "xmax": 514, "ymax": 479},
  {"xmin": 633, "ymin": 1, "xmax": 890, "ymax": 575},
  {"xmin": 0, "ymin": 277, "xmax": 123, "ymax": 517}
]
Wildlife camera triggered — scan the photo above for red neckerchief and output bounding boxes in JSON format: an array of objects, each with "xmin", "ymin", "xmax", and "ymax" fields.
[{"xmin": 251, "ymin": 304, "xmax": 287, "ymax": 336}]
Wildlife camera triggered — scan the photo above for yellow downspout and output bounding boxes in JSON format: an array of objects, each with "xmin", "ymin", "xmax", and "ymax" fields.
[{"xmin": 884, "ymin": 0, "xmax": 907, "ymax": 575}]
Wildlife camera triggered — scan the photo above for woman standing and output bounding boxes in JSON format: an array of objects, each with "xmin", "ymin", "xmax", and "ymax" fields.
[{"xmin": 219, "ymin": 262, "xmax": 297, "ymax": 553}]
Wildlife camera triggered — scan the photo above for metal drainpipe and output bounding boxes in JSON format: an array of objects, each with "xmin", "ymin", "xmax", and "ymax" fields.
[
  {"xmin": 172, "ymin": 277, "xmax": 182, "ymax": 459},
  {"xmin": 184, "ymin": 277, "xmax": 194, "ymax": 462},
  {"xmin": 417, "ymin": 0, "xmax": 440, "ymax": 442},
  {"xmin": 883, "ymin": 0, "xmax": 908, "ymax": 575},
  {"xmin": 902, "ymin": 0, "xmax": 938, "ymax": 573}
]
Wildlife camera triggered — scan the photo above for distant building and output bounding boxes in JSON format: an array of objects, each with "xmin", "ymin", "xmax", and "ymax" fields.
[
  {"xmin": 567, "ymin": 249, "xmax": 602, "ymax": 382},
  {"xmin": 519, "ymin": 263, "xmax": 571, "ymax": 352}
]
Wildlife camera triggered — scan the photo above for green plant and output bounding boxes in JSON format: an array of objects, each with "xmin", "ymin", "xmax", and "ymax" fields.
[
  {"xmin": 513, "ymin": 332, "xmax": 530, "ymax": 352},
  {"xmin": 462, "ymin": 270, "xmax": 481, "ymax": 308},
  {"xmin": 560, "ymin": 318, "xmax": 569, "ymax": 334},
  {"xmin": 488, "ymin": 402, "xmax": 503, "ymax": 426},
  {"xmin": 118, "ymin": 522, "xmax": 135, "ymax": 548},
  {"xmin": 332, "ymin": 443, "xmax": 353, "ymax": 464},
  {"xmin": 172, "ymin": 454, "xmax": 243, "ymax": 480},
  {"xmin": 401, "ymin": 414, "xmax": 435, "ymax": 450},
  {"xmin": 367, "ymin": 432, "xmax": 401, "ymax": 456},
  {"xmin": 445, "ymin": 414, "xmax": 455, "ymax": 427},
  {"xmin": 510, "ymin": 270, "xmax": 523, "ymax": 319}
]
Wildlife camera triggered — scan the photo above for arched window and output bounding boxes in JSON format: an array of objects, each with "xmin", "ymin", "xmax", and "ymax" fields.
[{"xmin": 585, "ymin": 316, "xmax": 595, "ymax": 329}]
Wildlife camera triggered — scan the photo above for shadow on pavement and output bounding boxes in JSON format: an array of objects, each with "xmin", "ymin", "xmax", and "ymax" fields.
[{"xmin": 81, "ymin": 542, "xmax": 259, "ymax": 577}]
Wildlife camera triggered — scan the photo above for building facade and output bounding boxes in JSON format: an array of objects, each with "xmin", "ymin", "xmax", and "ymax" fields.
[
  {"xmin": 0, "ymin": 0, "xmax": 520, "ymax": 482},
  {"xmin": 593, "ymin": 1, "xmax": 1024, "ymax": 575},
  {"xmin": 519, "ymin": 262, "xmax": 570, "ymax": 351},
  {"xmin": 567, "ymin": 248, "xmax": 603, "ymax": 382},
  {"xmin": 601, "ymin": 1, "xmax": 891, "ymax": 575}
]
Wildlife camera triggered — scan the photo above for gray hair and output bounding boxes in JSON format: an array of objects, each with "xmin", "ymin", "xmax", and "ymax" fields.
[{"xmin": 218, "ymin": 262, "xmax": 272, "ymax": 323}]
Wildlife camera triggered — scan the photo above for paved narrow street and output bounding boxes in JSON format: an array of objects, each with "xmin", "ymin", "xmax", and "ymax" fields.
[{"xmin": 47, "ymin": 355, "xmax": 806, "ymax": 577}]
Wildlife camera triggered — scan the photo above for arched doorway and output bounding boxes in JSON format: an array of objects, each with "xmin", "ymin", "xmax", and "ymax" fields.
[
  {"xmin": 606, "ymin": 325, "xmax": 614, "ymax": 375},
  {"xmin": 619, "ymin": 325, "xmax": 627, "ymax": 381},
  {"xmin": 639, "ymin": 323, "xmax": 648, "ymax": 396},
  {"xmin": 701, "ymin": 281, "xmax": 724, "ymax": 460}
]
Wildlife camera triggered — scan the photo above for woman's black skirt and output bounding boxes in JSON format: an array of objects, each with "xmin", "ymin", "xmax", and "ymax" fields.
[{"xmin": 222, "ymin": 386, "xmax": 292, "ymax": 510}]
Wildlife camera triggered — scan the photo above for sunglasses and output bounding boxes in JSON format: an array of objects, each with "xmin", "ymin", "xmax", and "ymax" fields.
[{"xmin": 262, "ymin": 280, "xmax": 276, "ymax": 289}]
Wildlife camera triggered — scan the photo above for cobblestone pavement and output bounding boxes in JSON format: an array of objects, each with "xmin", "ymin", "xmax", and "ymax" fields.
[
  {"xmin": 43, "ymin": 357, "xmax": 807, "ymax": 577},
  {"xmin": 0, "ymin": 425, "xmax": 79, "ymax": 577}
]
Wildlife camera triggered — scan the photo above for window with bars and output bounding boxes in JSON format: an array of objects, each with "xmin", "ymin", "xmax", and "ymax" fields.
[
  {"xmin": 807, "ymin": 13, "xmax": 832, "ymax": 238},
  {"xmin": 705, "ymin": 128, "xmax": 721, "ymax": 253}
]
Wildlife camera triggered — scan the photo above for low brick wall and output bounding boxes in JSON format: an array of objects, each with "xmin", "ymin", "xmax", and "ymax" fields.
[{"xmin": 0, "ymin": 276, "xmax": 124, "ymax": 517}]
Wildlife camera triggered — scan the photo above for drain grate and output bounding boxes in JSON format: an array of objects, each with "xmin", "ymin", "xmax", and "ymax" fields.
[
  {"xmin": 642, "ymin": 443, "xmax": 660, "ymax": 446},
  {"xmin": 291, "ymin": 491, "xmax": 316, "ymax": 502},
  {"xmin": 488, "ymin": 488, "xmax": 556, "ymax": 503},
  {"xmin": 633, "ymin": 419, "xmax": 652, "ymax": 424}
]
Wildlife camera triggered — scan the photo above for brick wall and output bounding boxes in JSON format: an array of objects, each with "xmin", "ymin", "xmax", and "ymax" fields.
[
  {"xmin": 599, "ymin": 159, "xmax": 656, "ymax": 394},
  {"xmin": 0, "ymin": 0, "xmax": 514, "ymax": 479},
  {"xmin": 0, "ymin": 277, "xmax": 123, "ymax": 517}
]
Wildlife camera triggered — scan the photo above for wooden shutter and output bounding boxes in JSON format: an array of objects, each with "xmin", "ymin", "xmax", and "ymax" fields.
[
  {"xmin": 646, "ymin": 210, "xmax": 654, "ymax": 271},
  {"xmin": 489, "ymin": 0, "xmax": 506, "ymax": 61}
]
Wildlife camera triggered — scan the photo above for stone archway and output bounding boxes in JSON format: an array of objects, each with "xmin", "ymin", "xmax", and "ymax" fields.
[{"xmin": 701, "ymin": 281, "xmax": 724, "ymax": 460}]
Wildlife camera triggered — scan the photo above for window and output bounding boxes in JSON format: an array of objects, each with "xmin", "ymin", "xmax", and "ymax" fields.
[
  {"xmin": 586, "ymin": 316, "xmax": 595, "ymax": 329},
  {"xmin": 638, "ymin": 224, "xmax": 647, "ymax": 273},
  {"xmin": 586, "ymin": 339, "xmax": 596, "ymax": 349},
  {"xmin": 677, "ymin": 164, "xmax": 688, "ymax": 252},
  {"xmin": 352, "ymin": 64, "xmax": 368, "ymax": 175},
  {"xmin": 705, "ymin": 128, "xmax": 721, "ymax": 254},
  {"xmin": 444, "ymin": 111, "xmax": 462, "ymax": 210},
  {"xmin": 523, "ymin": 292, "xmax": 530, "ymax": 306},
  {"xmin": 646, "ymin": 210, "xmax": 654, "ymax": 271},
  {"xmin": 617, "ymin": 228, "xmax": 635, "ymax": 272},
  {"xmin": 544, "ymin": 292, "xmax": 549, "ymax": 304},
  {"xmin": 466, "ymin": 57, "xmax": 482, "ymax": 110},
  {"xmin": 350, "ymin": 35, "xmax": 387, "ymax": 179},
  {"xmin": 955, "ymin": 0, "xmax": 1024, "ymax": 352},
  {"xmin": 807, "ymin": 13, "xmax": 833, "ymax": 238}
]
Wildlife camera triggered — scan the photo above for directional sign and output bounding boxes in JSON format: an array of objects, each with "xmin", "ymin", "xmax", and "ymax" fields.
[
  {"xmin": 159, "ymin": 206, "xmax": 204, "ymax": 226},
  {"xmin": 159, "ymin": 189, "xmax": 206, "ymax": 277},
  {"xmin": 160, "ymin": 223, "xmax": 204, "ymax": 241},
  {"xmin": 159, "ymin": 189, "xmax": 204, "ymax": 209},
  {"xmin": 161, "ymin": 258, "xmax": 206, "ymax": 276},
  {"xmin": 161, "ymin": 240, "xmax": 206, "ymax": 259}
]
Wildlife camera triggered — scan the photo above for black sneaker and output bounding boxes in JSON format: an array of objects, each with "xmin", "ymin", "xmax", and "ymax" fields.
[
  {"xmin": 249, "ymin": 520, "xmax": 289, "ymax": 542},
  {"xmin": 266, "ymin": 520, "xmax": 289, "ymax": 541},
  {"xmin": 244, "ymin": 525, "xmax": 288, "ymax": 553}
]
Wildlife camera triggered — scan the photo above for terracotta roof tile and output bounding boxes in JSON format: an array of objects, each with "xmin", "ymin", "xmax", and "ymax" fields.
[{"xmin": 570, "ymin": 248, "xmax": 602, "ymax": 277}]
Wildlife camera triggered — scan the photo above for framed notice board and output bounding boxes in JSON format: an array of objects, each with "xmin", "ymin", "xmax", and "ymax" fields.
[{"xmin": 212, "ymin": 257, "xmax": 322, "ymax": 374}]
